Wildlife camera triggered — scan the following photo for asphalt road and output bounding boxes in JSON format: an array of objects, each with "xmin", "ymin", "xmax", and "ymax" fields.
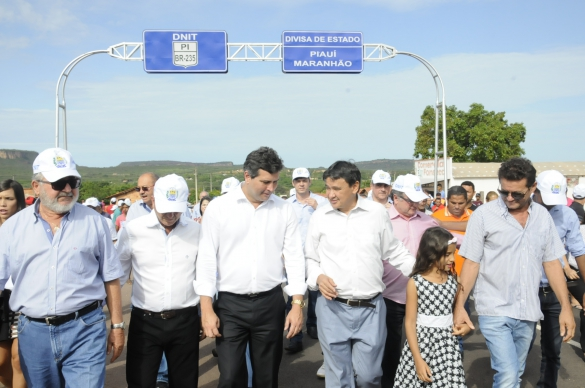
[{"xmin": 100, "ymin": 285, "xmax": 585, "ymax": 388}]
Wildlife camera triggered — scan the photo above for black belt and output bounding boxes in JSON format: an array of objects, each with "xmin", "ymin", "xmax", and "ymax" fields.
[
  {"xmin": 540, "ymin": 285, "xmax": 553, "ymax": 294},
  {"xmin": 335, "ymin": 293, "xmax": 380, "ymax": 309},
  {"xmin": 27, "ymin": 301, "xmax": 100, "ymax": 326},
  {"xmin": 133, "ymin": 305, "xmax": 198, "ymax": 320},
  {"xmin": 220, "ymin": 285, "xmax": 281, "ymax": 299}
]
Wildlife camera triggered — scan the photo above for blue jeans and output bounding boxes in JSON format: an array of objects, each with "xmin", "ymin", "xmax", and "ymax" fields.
[
  {"xmin": 479, "ymin": 315, "xmax": 536, "ymax": 388},
  {"xmin": 157, "ymin": 353, "xmax": 168, "ymax": 383},
  {"xmin": 17, "ymin": 307, "xmax": 107, "ymax": 387}
]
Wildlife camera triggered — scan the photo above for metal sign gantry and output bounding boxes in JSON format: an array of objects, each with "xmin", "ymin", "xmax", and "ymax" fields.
[{"xmin": 55, "ymin": 39, "xmax": 448, "ymax": 193}]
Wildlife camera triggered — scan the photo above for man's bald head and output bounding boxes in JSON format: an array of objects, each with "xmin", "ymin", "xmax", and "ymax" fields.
[{"xmin": 137, "ymin": 172, "xmax": 159, "ymax": 207}]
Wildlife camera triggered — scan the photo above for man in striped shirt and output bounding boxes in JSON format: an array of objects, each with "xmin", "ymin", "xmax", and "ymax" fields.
[{"xmin": 454, "ymin": 157, "xmax": 575, "ymax": 388}]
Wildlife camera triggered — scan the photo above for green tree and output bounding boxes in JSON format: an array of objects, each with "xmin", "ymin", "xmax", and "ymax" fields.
[{"xmin": 413, "ymin": 103, "xmax": 526, "ymax": 162}]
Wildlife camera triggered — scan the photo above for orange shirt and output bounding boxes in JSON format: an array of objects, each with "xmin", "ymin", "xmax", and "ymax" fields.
[{"xmin": 432, "ymin": 207, "xmax": 473, "ymax": 275}]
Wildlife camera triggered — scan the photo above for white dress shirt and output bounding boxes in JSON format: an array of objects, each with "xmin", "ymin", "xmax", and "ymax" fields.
[
  {"xmin": 305, "ymin": 196, "xmax": 414, "ymax": 300},
  {"xmin": 118, "ymin": 211, "xmax": 201, "ymax": 311},
  {"xmin": 194, "ymin": 184, "xmax": 307, "ymax": 298}
]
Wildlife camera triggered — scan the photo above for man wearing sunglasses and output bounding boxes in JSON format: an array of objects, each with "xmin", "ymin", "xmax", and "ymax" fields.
[
  {"xmin": 454, "ymin": 157, "xmax": 575, "ymax": 388},
  {"xmin": 126, "ymin": 172, "xmax": 159, "ymax": 222},
  {"xmin": 0, "ymin": 148, "xmax": 124, "ymax": 387}
]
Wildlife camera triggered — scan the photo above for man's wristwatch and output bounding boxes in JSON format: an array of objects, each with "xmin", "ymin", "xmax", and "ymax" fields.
[
  {"xmin": 111, "ymin": 322, "xmax": 125, "ymax": 330},
  {"xmin": 291, "ymin": 299, "xmax": 306, "ymax": 308}
]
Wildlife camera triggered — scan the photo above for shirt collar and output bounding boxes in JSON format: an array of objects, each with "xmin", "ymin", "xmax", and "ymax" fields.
[
  {"xmin": 325, "ymin": 195, "xmax": 368, "ymax": 214},
  {"xmin": 144, "ymin": 209, "xmax": 188, "ymax": 229},
  {"xmin": 387, "ymin": 204, "xmax": 421, "ymax": 221},
  {"xmin": 33, "ymin": 199, "xmax": 73, "ymax": 223},
  {"xmin": 234, "ymin": 183, "xmax": 275, "ymax": 206}
]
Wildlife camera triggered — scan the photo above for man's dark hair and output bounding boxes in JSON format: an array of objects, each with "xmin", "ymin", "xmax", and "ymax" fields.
[
  {"xmin": 243, "ymin": 147, "xmax": 284, "ymax": 178},
  {"xmin": 447, "ymin": 186, "xmax": 467, "ymax": 200},
  {"xmin": 390, "ymin": 189, "xmax": 404, "ymax": 201},
  {"xmin": 498, "ymin": 157, "xmax": 536, "ymax": 187},
  {"xmin": 461, "ymin": 180, "xmax": 475, "ymax": 191},
  {"xmin": 323, "ymin": 161, "xmax": 361, "ymax": 186}
]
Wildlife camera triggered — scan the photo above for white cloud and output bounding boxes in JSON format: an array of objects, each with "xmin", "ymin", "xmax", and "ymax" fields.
[
  {"xmin": 1, "ymin": 46, "xmax": 584, "ymax": 167},
  {"xmin": 0, "ymin": 35, "xmax": 30, "ymax": 48}
]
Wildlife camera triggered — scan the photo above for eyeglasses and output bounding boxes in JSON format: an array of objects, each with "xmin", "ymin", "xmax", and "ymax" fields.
[
  {"xmin": 37, "ymin": 176, "xmax": 81, "ymax": 191},
  {"xmin": 398, "ymin": 195, "xmax": 419, "ymax": 205},
  {"xmin": 497, "ymin": 188, "xmax": 529, "ymax": 202},
  {"xmin": 135, "ymin": 186, "xmax": 153, "ymax": 192}
]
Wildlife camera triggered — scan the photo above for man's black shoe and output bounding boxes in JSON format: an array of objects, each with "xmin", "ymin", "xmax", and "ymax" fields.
[
  {"xmin": 156, "ymin": 382, "xmax": 169, "ymax": 388},
  {"xmin": 307, "ymin": 326, "xmax": 319, "ymax": 339},
  {"xmin": 284, "ymin": 341, "xmax": 303, "ymax": 353}
]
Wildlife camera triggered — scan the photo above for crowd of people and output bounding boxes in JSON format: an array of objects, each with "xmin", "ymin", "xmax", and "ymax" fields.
[{"xmin": 0, "ymin": 146, "xmax": 584, "ymax": 388}]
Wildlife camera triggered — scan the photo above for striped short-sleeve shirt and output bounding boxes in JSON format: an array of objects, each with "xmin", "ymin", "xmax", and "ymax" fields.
[{"xmin": 459, "ymin": 197, "xmax": 566, "ymax": 322}]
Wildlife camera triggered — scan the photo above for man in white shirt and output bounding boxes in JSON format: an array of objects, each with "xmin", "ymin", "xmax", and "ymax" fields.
[
  {"xmin": 196, "ymin": 147, "xmax": 306, "ymax": 388},
  {"xmin": 118, "ymin": 174, "xmax": 202, "ymax": 387},
  {"xmin": 306, "ymin": 161, "xmax": 415, "ymax": 387},
  {"xmin": 370, "ymin": 170, "xmax": 392, "ymax": 207},
  {"xmin": 285, "ymin": 167, "xmax": 328, "ymax": 353},
  {"xmin": 126, "ymin": 172, "xmax": 159, "ymax": 222}
]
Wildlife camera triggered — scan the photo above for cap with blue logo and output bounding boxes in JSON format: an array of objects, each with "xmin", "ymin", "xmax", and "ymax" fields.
[
  {"xmin": 536, "ymin": 170, "xmax": 567, "ymax": 206},
  {"xmin": 32, "ymin": 148, "xmax": 81, "ymax": 183},
  {"xmin": 154, "ymin": 174, "xmax": 189, "ymax": 213},
  {"xmin": 393, "ymin": 174, "xmax": 428, "ymax": 202},
  {"xmin": 372, "ymin": 170, "xmax": 391, "ymax": 185}
]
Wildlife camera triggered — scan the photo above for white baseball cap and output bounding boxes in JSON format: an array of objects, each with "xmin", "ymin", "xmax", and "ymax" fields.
[
  {"xmin": 110, "ymin": 197, "xmax": 117, "ymax": 203},
  {"xmin": 154, "ymin": 174, "xmax": 189, "ymax": 213},
  {"xmin": 83, "ymin": 197, "xmax": 101, "ymax": 208},
  {"xmin": 573, "ymin": 184, "xmax": 585, "ymax": 199},
  {"xmin": 122, "ymin": 198, "xmax": 132, "ymax": 207},
  {"xmin": 32, "ymin": 148, "xmax": 81, "ymax": 182},
  {"xmin": 536, "ymin": 170, "xmax": 567, "ymax": 206},
  {"xmin": 117, "ymin": 200, "xmax": 124, "ymax": 206},
  {"xmin": 289, "ymin": 188, "xmax": 296, "ymax": 196},
  {"xmin": 372, "ymin": 170, "xmax": 391, "ymax": 186},
  {"xmin": 292, "ymin": 168, "xmax": 310, "ymax": 180},
  {"xmin": 221, "ymin": 177, "xmax": 240, "ymax": 194},
  {"xmin": 393, "ymin": 174, "xmax": 428, "ymax": 202}
]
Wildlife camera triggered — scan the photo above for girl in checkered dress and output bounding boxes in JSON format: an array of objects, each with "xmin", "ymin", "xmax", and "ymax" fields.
[{"xmin": 393, "ymin": 227, "xmax": 469, "ymax": 387}]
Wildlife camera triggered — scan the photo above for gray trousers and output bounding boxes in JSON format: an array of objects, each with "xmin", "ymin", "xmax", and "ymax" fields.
[{"xmin": 316, "ymin": 294, "xmax": 387, "ymax": 388}]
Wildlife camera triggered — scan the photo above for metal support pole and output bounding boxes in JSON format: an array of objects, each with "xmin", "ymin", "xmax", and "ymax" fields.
[{"xmin": 395, "ymin": 52, "xmax": 448, "ymax": 192}]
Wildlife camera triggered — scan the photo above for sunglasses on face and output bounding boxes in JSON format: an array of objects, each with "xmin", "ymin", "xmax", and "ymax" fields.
[
  {"xmin": 497, "ymin": 188, "xmax": 529, "ymax": 202},
  {"xmin": 135, "ymin": 186, "xmax": 152, "ymax": 192},
  {"xmin": 399, "ymin": 195, "xmax": 419, "ymax": 205},
  {"xmin": 37, "ymin": 176, "xmax": 81, "ymax": 191}
]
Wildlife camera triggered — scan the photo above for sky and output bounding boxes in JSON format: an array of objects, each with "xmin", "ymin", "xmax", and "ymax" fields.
[{"xmin": 0, "ymin": 0, "xmax": 584, "ymax": 168}]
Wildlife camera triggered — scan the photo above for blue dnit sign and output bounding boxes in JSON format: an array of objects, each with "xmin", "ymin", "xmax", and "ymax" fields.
[
  {"xmin": 143, "ymin": 30, "xmax": 228, "ymax": 73},
  {"xmin": 282, "ymin": 31, "xmax": 363, "ymax": 73}
]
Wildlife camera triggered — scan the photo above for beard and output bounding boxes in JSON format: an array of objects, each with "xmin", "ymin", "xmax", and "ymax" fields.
[{"xmin": 39, "ymin": 188, "xmax": 79, "ymax": 214}]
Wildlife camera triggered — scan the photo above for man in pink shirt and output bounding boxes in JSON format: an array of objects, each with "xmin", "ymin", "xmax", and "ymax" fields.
[{"xmin": 381, "ymin": 174, "xmax": 439, "ymax": 388}]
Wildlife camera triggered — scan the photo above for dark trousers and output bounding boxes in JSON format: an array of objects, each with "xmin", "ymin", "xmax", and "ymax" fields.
[
  {"xmin": 567, "ymin": 273, "xmax": 585, "ymax": 351},
  {"xmin": 286, "ymin": 290, "xmax": 319, "ymax": 343},
  {"xmin": 216, "ymin": 286, "xmax": 286, "ymax": 388},
  {"xmin": 126, "ymin": 306, "xmax": 200, "ymax": 388},
  {"xmin": 536, "ymin": 289, "xmax": 562, "ymax": 388},
  {"xmin": 381, "ymin": 297, "xmax": 406, "ymax": 388}
]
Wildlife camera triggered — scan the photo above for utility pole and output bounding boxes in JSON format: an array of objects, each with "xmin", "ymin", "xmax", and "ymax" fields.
[{"xmin": 194, "ymin": 168, "xmax": 198, "ymax": 203}]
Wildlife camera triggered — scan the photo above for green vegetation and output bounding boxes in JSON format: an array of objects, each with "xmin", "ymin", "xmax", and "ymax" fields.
[
  {"xmin": 1, "ymin": 151, "xmax": 414, "ymax": 202},
  {"xmin": 413, "ymin": 103, "xmax": 526, "ymax": 162}
]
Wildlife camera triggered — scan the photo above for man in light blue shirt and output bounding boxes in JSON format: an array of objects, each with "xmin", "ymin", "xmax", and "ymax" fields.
[
  {"xmin": 284, "ymin": 168, "xmax": 327, "ymax": 356},
  {"xmin": 455, "ymin": 158, "xmax": 574, "ymax": 388},
  {"xmin": 0, "ymin": 148, "xmax": 124, "ymax": 387},
  {"xmin": 532, "ymin": 170, "xmax": 585, "ymax": 388}
]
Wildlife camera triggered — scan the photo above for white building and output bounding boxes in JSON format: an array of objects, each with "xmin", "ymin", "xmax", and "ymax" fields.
[{"xmin": 415, "ymin": 158, "xmax": 585, "ymax": 200}]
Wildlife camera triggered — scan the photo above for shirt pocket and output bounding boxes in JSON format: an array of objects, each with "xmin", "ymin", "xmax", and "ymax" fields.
[{"xmin": 68, "ymin": 245, "xmax": 100, "ymax": 278}]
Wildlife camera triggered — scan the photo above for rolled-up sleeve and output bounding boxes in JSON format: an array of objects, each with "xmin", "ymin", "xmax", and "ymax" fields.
[
  {"xmin": 459, "ymin": 210, "xmax": 485, "ymax": 263},
  {"xmin": 565, "ymin": 211, "xmax": 585, "ymax": 258},
  {"xmin": 0, "ymin": 226, "xmax": 10, "ymax": 290},
  {"xmin": 282, "ymin": 206, "xmax": 307, "ymax": 296},
  {"xmin": 194, "ymin": 202, "xmax": 220, "ymax": 298},
  {"xmin": 305, "ymin": 214, "xmax": 324, "ymax": 290},
  {"xmin": 97, "ymin": 217, "xmax": 123, "ymax": 282},
  {"xmin": 117, "ymin": 227, "xmax": 132, "ymax": 286}
]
